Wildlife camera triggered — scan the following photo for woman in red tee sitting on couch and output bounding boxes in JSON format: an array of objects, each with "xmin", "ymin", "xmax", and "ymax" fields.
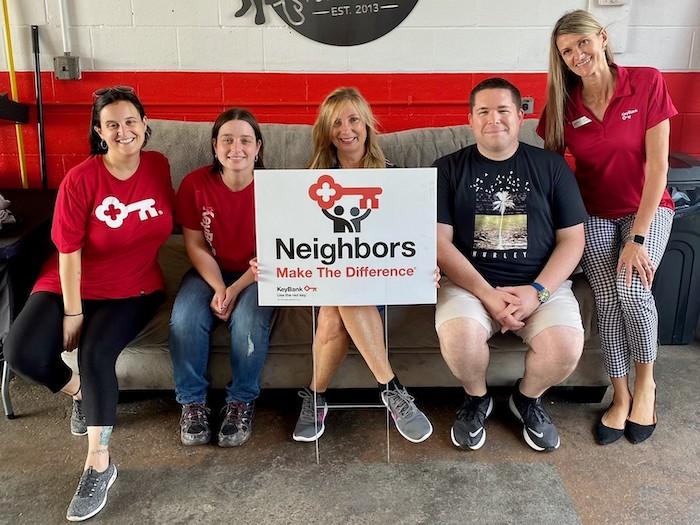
[
  {"xmin": 5, "ymin": 86, "xmax": 173, "ymax": 521},
  {"xmin": 168, "ymin": 108, "xmax": 275, "ymax": 449}
]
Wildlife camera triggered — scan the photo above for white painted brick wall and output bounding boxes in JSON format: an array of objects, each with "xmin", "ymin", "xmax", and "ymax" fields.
[
  {"xmin": 624, "ymin": 27, "xmax": 697, "ymax": 70},
  {"xmin": 1, "ymin": 0, "xmax": 698, "ymax": 71},
  {"xmin": 46, "ymin": 0, "xmax": 133, "ymax": 27},
  {"xmin": 8, "ymin": 0, "xmax": 47, "ymax": 26},
  {"xmin": 262, "ymin": 27, "xmax": 349, "ymax": 71},
  {"xmin": 178, "ymin": 27, "xmax": 264, "ymax": 70},
  {"xmin": 630, "ymin": 0, "xmax": 700, "ymax": 27},
  {"xmin": 220, "ymin": 0, "xmax": 288, "ymax": 27},
  {"xmin": 348, "ymin": 29, "xmax": 435, "ymax": 72},
  {"xmin": 92, "ymin": 27, "xmax": 178, "ymax": 70},
  {"xmin": 2, "ymin": 25, "xmax": 92, "ymax": 71},
  {"xmin": 134, "ymin": 0, "xmax": 220, "ymax": 27},
  {"xmin": 472, "ymin": 0, "xmax": 585, "ymax": 27}
]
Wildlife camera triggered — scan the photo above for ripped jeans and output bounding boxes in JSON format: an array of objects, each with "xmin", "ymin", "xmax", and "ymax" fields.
[{"xmin": 169, "ymin": 269, "xmax": 275, "ymax": 405}]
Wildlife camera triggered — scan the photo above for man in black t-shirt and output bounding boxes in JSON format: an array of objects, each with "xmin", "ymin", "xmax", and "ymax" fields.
[{"xmin": 435, "ymin": 78, "xmax": 587, "ymax": 452}]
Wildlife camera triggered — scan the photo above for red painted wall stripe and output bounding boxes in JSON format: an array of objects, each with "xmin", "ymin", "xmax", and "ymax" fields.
[{"xmin": 1, "ymin": 71, "xmax": 698, "ymax": 188}]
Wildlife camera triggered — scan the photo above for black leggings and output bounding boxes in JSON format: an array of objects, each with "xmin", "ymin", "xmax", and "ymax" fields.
[{"xmin": 4, "ymin": 291, "xmax": 163, "ymax": 426}]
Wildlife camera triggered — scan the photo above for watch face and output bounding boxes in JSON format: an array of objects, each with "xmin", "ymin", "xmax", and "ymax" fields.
[{"xmin": 538, "ymin": 289, "xmax": 550, "ymax": 303}]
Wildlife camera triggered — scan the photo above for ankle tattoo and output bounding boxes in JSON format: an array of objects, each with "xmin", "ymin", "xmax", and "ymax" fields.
[{"xmin": 99, "ymin": 427, "xmax": 113, "ymax": 447}]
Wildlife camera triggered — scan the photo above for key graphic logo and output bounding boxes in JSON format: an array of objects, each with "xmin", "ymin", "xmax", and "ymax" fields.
[
  {"xmin": 308, "ymin": 174, "xmax": 382, "ymax": 233},
  {"xmin": 95, "ymin": 196, "xmax": 160, "ymax": 229}
]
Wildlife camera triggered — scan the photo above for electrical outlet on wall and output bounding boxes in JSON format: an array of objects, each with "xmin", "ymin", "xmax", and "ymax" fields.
[
  {"xmin": 522, "ymin": 97, "xmax": 535, "ymax": 115},
  {"xmin": 54, "ymin": 53, "xmax": 81, "ymax": 80}
]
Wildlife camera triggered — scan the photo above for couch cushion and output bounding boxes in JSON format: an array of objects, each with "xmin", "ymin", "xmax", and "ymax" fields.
[
  {"xmin": 147, "ymin": 121, "xmax": 314, "ymax": 189},
  {"xmin": 146, "ymin": 119, "xmax": 543, "ymax": 187}
]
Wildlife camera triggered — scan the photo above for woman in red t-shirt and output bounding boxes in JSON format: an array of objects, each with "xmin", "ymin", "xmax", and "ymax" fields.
[
  {"xmin": 4, "ymin": 87, "xmax": 173, "ymax": 520},
  {"xmin": 287, "ymin": 87, "xmax": 433, "ymax": 444},
  {"xmin": 542, "ymin": 10, "xmax": 676, "ymax": 445},
  {"xmin": 169, "ymin": 108, "xmax": 275, "ymax": 448}
]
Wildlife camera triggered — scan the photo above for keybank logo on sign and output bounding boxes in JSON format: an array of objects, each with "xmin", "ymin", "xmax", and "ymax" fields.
[
  {"xmin": 274, "ymin": 173, "xmax": 416, "ymax": 265},
  {"xmin": 308, "ymin": 174, "xmax": 381, "ymax": 232},
  {"xmin": 234, "ymin": 0, "xmax": 420, "ymax": 46},
  {"xmin": 255, "ymin": 168, "xmax": 436, "ymax": 306}
]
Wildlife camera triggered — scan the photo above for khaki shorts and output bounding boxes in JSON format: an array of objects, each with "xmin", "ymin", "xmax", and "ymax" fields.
[{"xmin": 435, "ymin": 277, "xmax": 584, "ymax": 344}]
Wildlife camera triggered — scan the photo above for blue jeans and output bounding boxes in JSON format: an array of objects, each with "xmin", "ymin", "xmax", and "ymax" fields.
[{"xmin": 169, "ymin": 268, "xmax": 275, "ymax": 405}]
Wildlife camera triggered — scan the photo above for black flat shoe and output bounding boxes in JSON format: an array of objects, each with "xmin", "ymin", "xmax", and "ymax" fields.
[
  {"xmin": 595, "ymin": 407, "xmax": 625, "ymax": 445},
  {"xmin": 625, "ymin": 388, "xmax": 657, "ymax": 444},
  {"xmin": 624, "ymin": 419, "xmax": 656, "ymax": 444}
]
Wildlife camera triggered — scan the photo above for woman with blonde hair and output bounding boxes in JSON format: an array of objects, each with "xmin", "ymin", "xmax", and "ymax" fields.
[
  {"xmin": 292, "ymin": 87, "xmax": 433, "ymax": 444},
  {"xmin": 540, "ymin": 10, "xmax": 677, "ymax": 445}
]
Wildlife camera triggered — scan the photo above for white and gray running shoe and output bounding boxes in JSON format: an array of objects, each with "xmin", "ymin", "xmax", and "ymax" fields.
[
  {"xmin": 70, "ymin": 399, "xmax": 87, "ymax": 436},
  {"xmin": 66, "ymin": 463, "xmax": 117, "ymax": 522},
  {"xmin": 292, "ymin": 388, "xmax": 328, "ymax": 442},
  {"xmin": 381, "ymin": 386, "xmax": 433, "ymax": 443}
]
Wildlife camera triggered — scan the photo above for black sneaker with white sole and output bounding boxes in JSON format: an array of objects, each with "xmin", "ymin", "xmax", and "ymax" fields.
[
  {"xmin": 508, "ymin": 379, "xmax": 560, "ymax": 452},
  {"xmin": 179, "ymin": 403, "xmax": 211, "ymax": 446},
  {"xmin": 451, "ymin": 392, "xmax": 493, "ymax": 450}
]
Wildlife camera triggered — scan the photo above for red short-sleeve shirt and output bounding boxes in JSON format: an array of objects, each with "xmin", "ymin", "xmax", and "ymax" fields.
[
  {"xmin": 33, "ymin": 151, "xmax": 174, "ymax": 299},
  {"xmin": 538, "ymin": 65, "xmax": 677, "ymax": 219},
  {"xmin": 175, "ymin": 167, "xmax": 256, "ymax": 273}
]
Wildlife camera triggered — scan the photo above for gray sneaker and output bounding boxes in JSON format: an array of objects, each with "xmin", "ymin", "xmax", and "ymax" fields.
[
  {"xmin": 179, "ymin": 403, "xmax": 211, "ymax": 446},
  {"xmin": 218, "ymin": 401, "xmax": 255, "ymax": 447},
  {"xmin": 71, "ymin": 399, "xmax": 87, "ymax": 436},
  {"xmin": 381, "ymin": 386, "xmax": 433, "ymax": 443},
  {"xmin": 292, "ymin": 388, "xmax": 328, "ymax": 442},
  {"xmin": 66, "ymin": 463, "xmax": 117, "ymax": 522}
]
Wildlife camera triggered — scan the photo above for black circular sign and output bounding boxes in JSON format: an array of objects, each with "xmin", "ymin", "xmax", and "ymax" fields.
[{"xmin": 271, "ymin": 0, "xmax": 420, "ymax": 46}]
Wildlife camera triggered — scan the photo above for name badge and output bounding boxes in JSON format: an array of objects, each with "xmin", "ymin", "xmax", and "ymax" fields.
[{"xmin": 571, "ymin": 116, "xmax": 592, "ymax": 128}]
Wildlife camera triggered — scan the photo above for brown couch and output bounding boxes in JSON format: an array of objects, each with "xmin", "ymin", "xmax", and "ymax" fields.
[{"xmin": 60, "ymin": 119, "xmax": 608, "ymax": 400}]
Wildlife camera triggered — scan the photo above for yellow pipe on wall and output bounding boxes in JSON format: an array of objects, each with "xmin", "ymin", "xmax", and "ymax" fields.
[{"xmin": 1, "ymin": 0, "xmax": 29, "ymax": 189}]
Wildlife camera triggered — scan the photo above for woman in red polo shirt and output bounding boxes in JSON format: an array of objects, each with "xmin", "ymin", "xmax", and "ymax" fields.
[
  {"xmin": 540, "ymin": 10, "xmax": 677, "ymax": 445},
  {"xmin": 4, "ymin": 87, "xmax": 173, "ymax": 519}
]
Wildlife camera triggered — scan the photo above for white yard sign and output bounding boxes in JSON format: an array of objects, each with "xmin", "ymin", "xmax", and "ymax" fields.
[{"xmin": 255, "ymin": 168, "xmax": 436, "ymax": 306}]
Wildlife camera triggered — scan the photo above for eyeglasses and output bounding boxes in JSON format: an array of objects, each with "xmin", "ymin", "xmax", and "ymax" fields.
[{"xmin": 92, "ymin": 85, "xmax": 135, "ymax": 99}]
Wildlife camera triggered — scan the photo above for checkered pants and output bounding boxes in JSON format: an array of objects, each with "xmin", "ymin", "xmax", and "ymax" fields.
[{"xmin": 581, "ymin": 207, "xmax": 674, "ymax": 377}]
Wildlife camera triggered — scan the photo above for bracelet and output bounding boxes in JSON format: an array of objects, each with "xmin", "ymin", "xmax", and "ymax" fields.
[{"xmin": 64, "ymin": 312, "xmax": 83, "ymax": 317}]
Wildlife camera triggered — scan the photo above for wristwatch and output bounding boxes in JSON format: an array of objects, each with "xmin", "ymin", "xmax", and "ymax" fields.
[
  {"xmin": 530, "ymin": 282, "xmax": 550, "ymax": 304},
  {"xmin": 631, "ymin": 234, "xmax": 645, "ymax": 245}
]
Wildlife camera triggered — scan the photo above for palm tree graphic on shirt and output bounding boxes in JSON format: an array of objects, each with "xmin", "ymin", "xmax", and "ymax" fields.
[{"xmin": 492, "ymin": 190, "xmax": 515, "ymax": 250}]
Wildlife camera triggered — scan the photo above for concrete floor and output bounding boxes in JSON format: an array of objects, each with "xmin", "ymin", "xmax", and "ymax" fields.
[{"xmin": 1, "ymin": 344, "xmax": 698, "ymax": 525}]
